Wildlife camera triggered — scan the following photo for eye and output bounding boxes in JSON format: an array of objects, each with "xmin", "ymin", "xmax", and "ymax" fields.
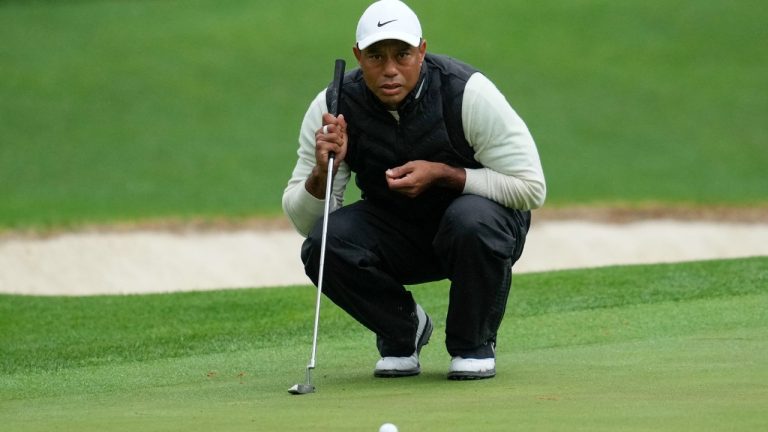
[{"xmin": 396, "ymin": 51, "xmax": 413, "ymax": 64}]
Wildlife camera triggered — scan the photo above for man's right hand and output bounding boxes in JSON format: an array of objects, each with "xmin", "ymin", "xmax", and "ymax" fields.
[{"xmin": 305, "ymin": 113, "xmax": 347, "ymax": 199}]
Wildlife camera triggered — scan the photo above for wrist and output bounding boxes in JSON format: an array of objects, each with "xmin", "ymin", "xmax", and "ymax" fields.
[
  {"xmin": 437, "ymin": 164, "xmax": 466, "ymax": 191},
  {"xmin": 304, "ymin": 166, "xmax": 328, "ymax": 199}
]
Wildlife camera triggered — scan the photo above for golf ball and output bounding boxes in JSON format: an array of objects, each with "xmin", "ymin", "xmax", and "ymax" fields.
[{"xmin": 379, "ymin": 423, "xmax": 398, "ymax": 432}]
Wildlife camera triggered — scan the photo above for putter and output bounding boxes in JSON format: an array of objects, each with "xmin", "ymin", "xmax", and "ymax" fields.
[{"xmin": 289, "ymin": 58, "xmax": 345, "ymax": 395}]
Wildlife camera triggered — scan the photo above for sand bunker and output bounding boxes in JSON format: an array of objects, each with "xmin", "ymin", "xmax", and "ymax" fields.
[{"xmin": 2, "ymin": 218, "xmax": 766, "ymax": 296}]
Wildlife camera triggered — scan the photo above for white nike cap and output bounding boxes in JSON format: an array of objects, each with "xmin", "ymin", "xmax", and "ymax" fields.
[{"xmin": 356, "ymin": 0, "xmax": 422, "ymax": 50}]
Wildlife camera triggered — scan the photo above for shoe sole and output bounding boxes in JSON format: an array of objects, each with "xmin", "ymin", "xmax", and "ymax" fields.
[
  {"xmin": 374, "ymin": 314, "xmax": 433, "ymax": 378},
  {"xmin": 447, "ymin": 369, "xmax": 496, "ymax": 381},
  {"xmin": 374, "ymin": 368, "xmax": 421, "ymax": 378}
]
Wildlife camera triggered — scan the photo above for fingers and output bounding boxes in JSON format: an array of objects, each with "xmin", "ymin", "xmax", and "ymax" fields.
[
  {"xmin": 386, "ymin": 163, "xmax": 419, "ymax": 196},
  {"xmin": 317, "ymin": 114, "xmax": 346, "ymax": 141},
  {"xmin": 315, "ymin": 114, "xmax": 347, "ymax": 173},
  {"xmin": 319, "ymin": 113, "xmax": 346, "ymax": 133},
  {"xmin": 386, "ymin": 162, "xmax": 416, "ymax": 180},
  {"xmin": 386, "ymin": 161, "xmax": 439, "ymax": 198}
]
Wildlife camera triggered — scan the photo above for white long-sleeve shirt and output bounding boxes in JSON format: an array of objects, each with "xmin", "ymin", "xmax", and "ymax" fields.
[{"xmin": 282, "ymin": 72, "xmax": 546, "ymax": 237}]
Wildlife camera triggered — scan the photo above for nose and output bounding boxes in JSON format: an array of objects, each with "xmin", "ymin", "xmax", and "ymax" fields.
[{"xmin": 383, "ymin": 56, "xmax": 398, "ymax": 77}]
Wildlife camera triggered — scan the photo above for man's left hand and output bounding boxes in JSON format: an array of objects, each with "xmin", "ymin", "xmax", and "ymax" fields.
[{"xmin": 386, "ymin": 161, "xmax": 466, "ymax": 198}]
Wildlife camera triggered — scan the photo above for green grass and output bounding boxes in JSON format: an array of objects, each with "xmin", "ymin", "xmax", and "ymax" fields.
[
  {"xmin": 2, "ymin": 257, "xmax": 766, "ymax": 431},
  {"xmin": 1, "ymin": 0, "xmax": 767, "ymax": 230},
  {"xmin": 2, "ymin": 4, "xmax": 765, "ymax": 430}
]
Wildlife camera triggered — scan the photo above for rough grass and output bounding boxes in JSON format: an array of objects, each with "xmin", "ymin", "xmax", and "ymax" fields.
[{"xmin": 1, "ymin": 0, "xmax": 766, "ymax": 230}]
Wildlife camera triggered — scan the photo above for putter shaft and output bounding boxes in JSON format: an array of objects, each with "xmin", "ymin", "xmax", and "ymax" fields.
[
  {"xmin": 308, "ymin": 153, "xmax": 334, "ymax": 371},
  {"xmin": 291, "ymin": 154, "xmax": 334, "ymax": 396},
  {"xmin": 290, "ymin": 59, "xmax": 345, "ymax": 396}
]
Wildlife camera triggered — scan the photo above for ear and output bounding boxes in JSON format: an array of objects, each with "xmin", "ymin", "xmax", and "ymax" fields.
[
  {"xmin": 418, "ymin": 39, "xmax": 427, "ymax": 62},
  {"xmin": 353, "ymin": 45, "xmax": 363, "ymax": 64}
]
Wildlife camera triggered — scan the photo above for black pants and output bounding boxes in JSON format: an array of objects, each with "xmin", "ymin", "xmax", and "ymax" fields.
[{"xmin": 301, "ymin": 195, "xmax": 530, "ymax": 358}]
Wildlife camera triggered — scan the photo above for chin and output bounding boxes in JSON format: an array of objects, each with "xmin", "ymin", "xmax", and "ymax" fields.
[{"xmin": 378, "ymin": 95, "xmax": 404, "ymax": 110}]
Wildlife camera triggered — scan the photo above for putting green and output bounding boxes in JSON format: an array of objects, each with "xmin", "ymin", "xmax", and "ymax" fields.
[{"xmin": 3, "ymin": 289, "xmax": 765, "ymax": 431}]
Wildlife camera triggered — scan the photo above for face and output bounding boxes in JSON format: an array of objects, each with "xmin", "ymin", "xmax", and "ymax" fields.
[{"xmin": 353, "ymin": 39, "xmax": 427, "ymax": 110}]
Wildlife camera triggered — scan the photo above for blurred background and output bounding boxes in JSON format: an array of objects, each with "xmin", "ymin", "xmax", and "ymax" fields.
[{"xmin": 1, "ymin": 0, "xmax": 766, "ymax": 230}]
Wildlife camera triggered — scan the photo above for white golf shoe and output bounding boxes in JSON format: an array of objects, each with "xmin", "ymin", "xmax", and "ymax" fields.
[
  {"xmin": 374, "ymin": 353, "xmax": 420, "ymax": 376},
  {"xmin": 374, "ymin": 304, "xmax": 433, "ymax": 377},
  {"xmin": 447, "ymin": 356, "xmax": 496, "ymax": 380}
]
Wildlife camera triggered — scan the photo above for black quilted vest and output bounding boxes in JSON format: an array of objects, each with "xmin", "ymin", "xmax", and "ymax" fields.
[{"xmin": 328, "ymin": 53, "xmax": 483, "ymax": 221}]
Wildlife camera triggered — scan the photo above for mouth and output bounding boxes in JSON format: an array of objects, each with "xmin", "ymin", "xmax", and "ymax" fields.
[{"xmin": 379, "ymin": 83, "xmax": 402, "ymax": 96}]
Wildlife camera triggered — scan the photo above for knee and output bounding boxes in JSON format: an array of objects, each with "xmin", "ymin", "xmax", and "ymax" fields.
[
  {"xmin": 300, "ymin": 211, "xmax": 357, "ymax": 269},
  {"xmin": 434, "ymin": 196, "xmax": 522, "ymax": 256},
  {"xmin": 437, "ymin": 196, "xmax": 495, "ymax": 240},
  {"xmin": 301, "ymin": 219, "xmax": 322, "ymax": 266}
]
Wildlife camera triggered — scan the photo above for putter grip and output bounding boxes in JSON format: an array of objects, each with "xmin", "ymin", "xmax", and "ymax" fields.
[
  {"xmin": 328, "ymin": 59, "xmax": 345, "ymax": 117},
  {"xmin": 326, "ymin": 59, "xmax": 345, "ymax": 160}
]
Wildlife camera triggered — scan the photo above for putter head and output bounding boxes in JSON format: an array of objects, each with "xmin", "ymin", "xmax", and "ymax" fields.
[{"xmin": 288, "ymin": 383, "xmax": 315, "ymax": 395}]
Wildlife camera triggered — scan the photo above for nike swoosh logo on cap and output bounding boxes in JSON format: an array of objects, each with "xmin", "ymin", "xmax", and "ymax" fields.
[{"xmin": 377, "ymin": 19, "xmax": 398, "ymax": 27}]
